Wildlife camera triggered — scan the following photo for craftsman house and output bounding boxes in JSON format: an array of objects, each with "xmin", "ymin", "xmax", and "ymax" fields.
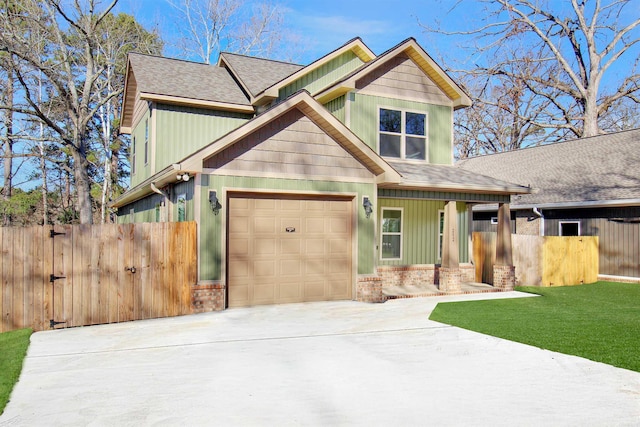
[
  {"xmin": 457, "ymin": 128, "xmax": 640, "ymax": 281},
  {"xmin": 114, "ymin": 37, "xmax": 530, "ymax": 311}
]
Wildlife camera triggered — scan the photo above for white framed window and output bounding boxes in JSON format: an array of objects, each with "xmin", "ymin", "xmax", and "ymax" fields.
[
  {"xmin": 437, "ymin": 210, "xmax": 445, "ymax": 261},
  {"xmin": 381, "ymin": 208, "xmax": 403, "ymax": 260},
  {"xmin": 490, "ymin": 217, "xmax": 498, "ymax": 225},
  {"xmin": 131, "ymin": 136, "xmax": 136, "ymax": 175},
  {"xmin": 144, "ymin": 118, "xmax": 149, "ymax": 165},
  {"xmin": 378, "ymin": 107, "xmax": 427, "ymax": 161},
  {"xmin": 559, "ymin": 221, "xmax": 580, "ymax": 236},
  {"xmin": 177, "ymin": 193, "xmax": 186, "ymax": 222}
]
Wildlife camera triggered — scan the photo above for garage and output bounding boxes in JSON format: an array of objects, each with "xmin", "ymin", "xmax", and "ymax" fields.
[{"xmin": 227, "ymin": 194, "xmax": 354, "ymax": 307}]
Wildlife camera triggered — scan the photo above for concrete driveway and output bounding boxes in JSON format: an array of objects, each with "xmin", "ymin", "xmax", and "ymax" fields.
[{"xmin": 2, "ymin": 292, "xmax": 639, "ymax": 426}]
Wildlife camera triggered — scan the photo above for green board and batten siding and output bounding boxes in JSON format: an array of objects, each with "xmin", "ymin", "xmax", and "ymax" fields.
[
  {"xmin": 324, "ymin": 95, "xmax": 346, "ymax": 123},
  {"xmin": 348, "ymin": 93, "xmax": 453, "ymax": 165},
  {"xmin": 154, "ymin": 104, "xmax": 252, "ymax": 173},
  {"xmin": 199, "ymin": 175, "xmax": 376, "ymax": 282},
  {"xmin": 130, "ymin": 109, "xmax": 151, "ymax": 188},
  {"xmin": 279, "ymin": 51, "xmax": 365, "ymax": 100},
  {"xmin": 377, "ymin": 198, "xmax": 469, "ymax": 266},
  {"xmin": 117, "ymin": 179, "xmax": 195, "ymax": 224}
]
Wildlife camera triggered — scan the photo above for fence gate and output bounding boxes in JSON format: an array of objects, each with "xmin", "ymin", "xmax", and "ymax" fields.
[{"xmin": 1, "ymin": 222, "xmax": 196, "ymax": 333}]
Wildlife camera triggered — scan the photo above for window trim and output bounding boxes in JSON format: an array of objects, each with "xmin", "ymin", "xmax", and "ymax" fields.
[
  {"xmin": 437, "ymin": 209, "xmax": 445, "ymax": 261},
  {"xmin": 144, "ymin": 118, "xmax": 149, "ymax": 165},
  {"xmin": 380, "ymin": 207, "xmax": 403, "ymax": 260},
  {"xmin": 132, "ymin": 136, "xmax": 136, "ymax": 175},
  {"xmin": 377, "ymin": 106, "xmax": 428, "ymax": 162},
  {"xmin": 177, "ymin": 193, "xmax": 187, "ymax": 222},
  {"xmin": 559, "ymin": 220, "xmax": 580, "ymax": 236}
]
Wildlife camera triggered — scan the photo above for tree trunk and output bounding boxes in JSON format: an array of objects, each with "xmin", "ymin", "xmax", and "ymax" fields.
[
  {"xmin": 582, "ymin": 90, "xmax": 600, "ymax": 138},
  {"xmin": 3, "ymin": 69, "xmax": 14, "ymax": 226},
  {"xmin": 72, "ymin": 142, "xmax": 94, "ymax": 224}
]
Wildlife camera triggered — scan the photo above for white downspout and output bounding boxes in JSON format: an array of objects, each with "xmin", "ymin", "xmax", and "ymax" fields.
[
  {"xmin": 151, "ymin": 182, "xmax": 170, "ymax": 221},
  {"xmin": 533, "ymin": 207, "xmax": 544, "ymax": 236}
]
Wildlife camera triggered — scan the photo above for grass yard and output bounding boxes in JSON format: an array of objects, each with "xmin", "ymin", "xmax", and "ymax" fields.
[
  {"xmin": 429, "ymin": 282, "xmax": 640, "ymax": 372},
  {"xmin": 0, "ymin": 328, "xmax": 32, "ymax": 414}
]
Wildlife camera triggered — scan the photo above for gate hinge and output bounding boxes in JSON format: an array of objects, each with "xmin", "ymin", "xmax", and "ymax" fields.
[
  {"xmin": 50, "ymin": 229, "xmax": 66, "ymax": 238},
  {"xmin": 50, "ymin": 274, "xmax": 66, "ymax": 283}
]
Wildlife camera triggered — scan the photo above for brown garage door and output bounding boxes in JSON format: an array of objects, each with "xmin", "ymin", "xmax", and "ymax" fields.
[{"xmin": 227, "ymin": 194, "xmax": 353, "ymax": 307}]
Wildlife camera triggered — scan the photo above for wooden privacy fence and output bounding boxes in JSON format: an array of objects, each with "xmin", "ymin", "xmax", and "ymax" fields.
[
  {"xmin": 1, "ymin": 222, "xmax": 197, "ymax": 333},
  {"xmin": 473, "ymin": 232, "xmax": 599, "ymax": 287}
]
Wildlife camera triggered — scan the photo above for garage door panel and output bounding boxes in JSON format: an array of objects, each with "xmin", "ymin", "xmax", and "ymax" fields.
[
  {"xmin": 281, "ymin": 238, "xmax": 301, "ymax": 254},
  {"xmin": 280, "ymin": 259, "xmax": 301, "ymax": 276},
  {"xmin": 228, "ymin": 238, "xmax": 249, "ymax": 256},
  {"xmin": 254, "ymin": 238, "xmax": 276, "ymax": 255},
  {"xmin": 305, "ymin": 217, "xmax": 325, "ymax": 233},
  {"xmin": 254, "ymin": 216, "xmax": 276, "ymax": 233},
  {"xmin": 253, "ymin": 284, "xmax": 276, "ymax": 303},
  {"xmin": 228, "ymin": 195, "xmax": 352, "ymax": 307},
  {"xmin": 253, "ymin": 260, "xmax": 276, "ymax": 278}
]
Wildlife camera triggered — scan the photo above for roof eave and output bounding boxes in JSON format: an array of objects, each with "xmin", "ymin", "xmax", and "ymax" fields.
[
  {"xmin": 112, "ymin": 163, "xmax": 199, "ymax": 208},
  {"xmin": 382, "ymin": 181, "xmax": 533, "ymax": 196},
  {"xmin": 252, "ymin": 38, "xmax": 376, "ymax": 105},
  {"xmin": 139, "ymin": 92, "xmax": 255, "ymax": 114}
]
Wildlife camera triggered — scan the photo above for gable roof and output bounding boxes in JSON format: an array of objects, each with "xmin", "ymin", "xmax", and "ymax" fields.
[
  {"xmin": 113, "ymin": 90, "xmax": 401, "ymax": 207},
  {"xmin": 120, "ymin": 53, "xmax": 254, "ymax": 132},
  {"xmin": 456, "ymin": 129, "xmax": 640, "ymax": 208},
  {"xmin": 251, "ymin": 37, "xmax": 376, "ymax": 105},
  {"xmin": 218, "ymin": 52, "xmax": 304, "ymax": 99},
  {"xmin": 180, "ymin": 90, "xmax": 400, "ymax": 181},
  {"xmin": 314, "ymin": 38, "xmax": 472, "ymax": 109}
]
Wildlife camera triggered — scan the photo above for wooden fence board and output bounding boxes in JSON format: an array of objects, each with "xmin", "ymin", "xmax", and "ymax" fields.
[
  {"xmin": 0, "ymin": 222, "xmax": 196, "ymax": 333},
  {"xmin": 473, "ymin": 232, "xmax": 599, "ymax": 287}
]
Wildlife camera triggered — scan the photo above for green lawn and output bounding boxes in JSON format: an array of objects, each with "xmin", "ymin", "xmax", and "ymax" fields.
[
  {"xmin": 429, "ymin": 282, "xmax": 640, "ymax": 372},
  {"xmin": 0, "ymin": 328, "xmax": 32, "ymax": 414}
]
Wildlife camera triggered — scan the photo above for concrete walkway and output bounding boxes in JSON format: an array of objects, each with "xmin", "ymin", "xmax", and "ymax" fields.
[{"xmin": 2, "ymin": 292, "xmax": 639, "ymax": 426}]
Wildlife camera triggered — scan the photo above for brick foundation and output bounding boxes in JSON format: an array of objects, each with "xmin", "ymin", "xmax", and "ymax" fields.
[
  {"xmin": 356, "ymin": 275, "xmax": 386, "ymax": 303},
  {"xmin": 191, "ymin": 281, "xmax": 226, "ymax": 313},
  {"xmin": 376, "ymin": 264, "xmax": 476, "ymax": 289},
  {"xmin": 493, "ymin": 265, "xmax": 516, "ymax": 290},
  {"xmin": 439, "ymin": 267, "xmax": 462, "ymax": 293}
]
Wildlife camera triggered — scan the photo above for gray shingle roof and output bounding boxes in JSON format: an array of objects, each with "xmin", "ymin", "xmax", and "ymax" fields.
[
  {"xmin": 128, "ymin": 53, "xmax": 251, "ymax": 106},
  {"xmin": 456, "ymin": 129, "xmax": 640, "ymax": 206},
  {"xmin": 388, "ymin": 161, "xmax": 531, "ymax": 194},
  {"xmin": 219, "ymin": 52, "xmax": 303, "ymax": 97}
]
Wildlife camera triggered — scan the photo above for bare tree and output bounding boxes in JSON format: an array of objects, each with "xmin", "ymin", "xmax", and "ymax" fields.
[
  {"xmin": 168, "ymin": 0, "xmax": 298, "ymax": 63},
  {"xmin": 424, "ymin": 0, "xmax": 640, "ymax": 142},
  {"xmin": 0, "ymin": 1, "xmax": 162, "ymax": 224}
]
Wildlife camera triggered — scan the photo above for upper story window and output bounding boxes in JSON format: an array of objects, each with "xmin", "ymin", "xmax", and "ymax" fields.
[
  {"xmin": 144, "ymin": 119, "xmax": 149, "ymax": 165},
  {"xmin": 132, "ymin": 136, "xmax": 136, "ymax": 175},
  {"xmin": 379, "ymin": 108, "xmax": 427, "ymax": 161}
]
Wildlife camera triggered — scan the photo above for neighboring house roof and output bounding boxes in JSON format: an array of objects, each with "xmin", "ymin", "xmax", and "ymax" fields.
[
  {"xmin": 314, "ymin": 37, "xmax": 472, "ymax": 109},
  {"xmin": 456, "ymin": 128, "xmax": 640, "ymax": 208},
  {"xmin": 218, "ymin": 52, "xmax": 304, "ymax": 99},
  {"xmin": 120, "ymin": 53, "xmax": 254, "ymax": 132},
  {"xmin": 385, "ymin": 161, "xmax": 532, "ymax": 195}
]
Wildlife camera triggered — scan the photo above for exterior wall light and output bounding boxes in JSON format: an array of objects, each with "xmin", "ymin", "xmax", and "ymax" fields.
[
  {"xmin": 176, "ymin": 173, "xmax": 190, "ymax": 182},
  {"xmin": 209, "ymin": 190, "xmax": 222, "ymax": 215},
  {"xmin": 363, "ymin": 196, "xmax": 373, "ymax": 218}
]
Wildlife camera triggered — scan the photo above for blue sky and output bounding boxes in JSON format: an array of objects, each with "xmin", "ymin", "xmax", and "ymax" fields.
[{"xmin": 115, "ymin": 0, "xmax": 466, "ymax": 65}]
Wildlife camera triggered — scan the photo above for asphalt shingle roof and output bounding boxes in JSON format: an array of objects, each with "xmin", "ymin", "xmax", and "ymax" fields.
[
  {"xmin": 219, "ymin": 52, "xmax": 304, "ymax": 97},
  {"xmin": 388, "ymin": 161, "xmax": 530, "ymax": 193},
  {"xmin": 456, "ymin": 129, "xmax": 640, "ymax": 206},
  {"xmin": 128, "ymin": 53, "xmax": 251, "ymax": 106}
]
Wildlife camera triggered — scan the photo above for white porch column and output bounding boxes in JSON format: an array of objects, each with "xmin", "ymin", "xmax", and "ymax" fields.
[
  {"xmin": 494, "ymin": 203, "xmax": 516, "ymax": 290},
  {"xmin": 439, "ymin": 200, "xmax": 461, "ymax": 293}
]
